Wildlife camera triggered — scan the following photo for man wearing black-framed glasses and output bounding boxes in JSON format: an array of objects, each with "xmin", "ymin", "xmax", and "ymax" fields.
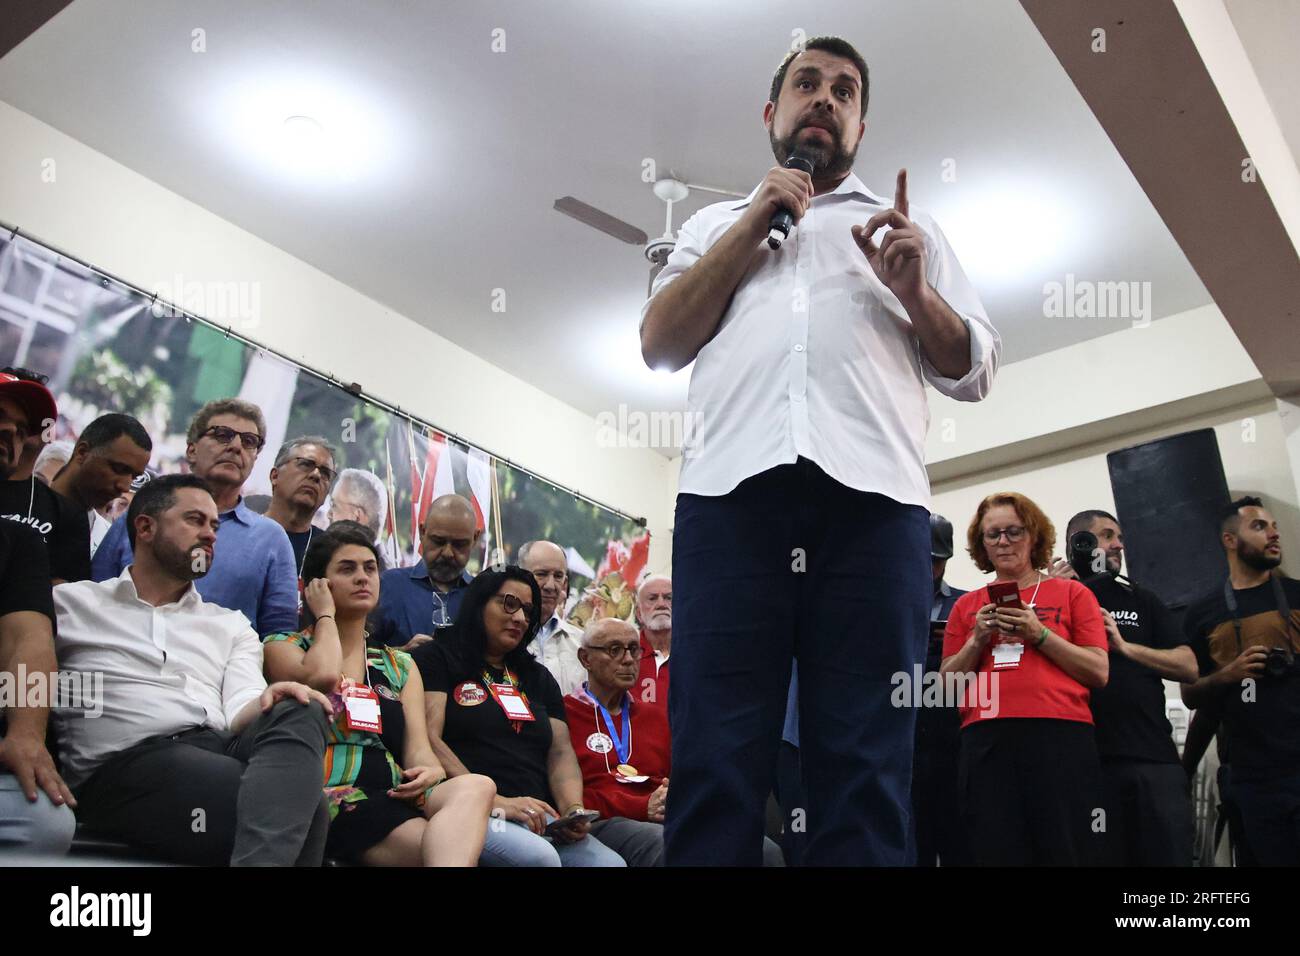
[
  {"xmin": 92, "ymin": 399, "xmax": 298, "ymax": 638},
  {"xmin": 564, "ymin": 618, "xmax": 785, "ymax": 867},
  {"xmin": 266, "ymin": 436, "xmax": 337, "ymax": 571}
]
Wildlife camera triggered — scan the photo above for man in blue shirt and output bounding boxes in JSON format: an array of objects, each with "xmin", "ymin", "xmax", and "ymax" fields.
[
  {"xmin": 372, "ymin": 493, "xmax": 478, "ymax": 651},
  {"xmin": 91, "ymin": 399, "xmax": 297, "ymax": 637}
]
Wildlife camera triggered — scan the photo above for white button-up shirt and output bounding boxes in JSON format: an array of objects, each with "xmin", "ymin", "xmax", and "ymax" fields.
[
  {"xmin": 52, "ymin": 567, "xmax": 267, "ymax": 788},
  {"xmin": 643, "ymin": 173, "xmax": 1000, "ymax": 506},
  {"xmin": 528, "ymin": 613, "xmax": 585, "ymax": 697}
]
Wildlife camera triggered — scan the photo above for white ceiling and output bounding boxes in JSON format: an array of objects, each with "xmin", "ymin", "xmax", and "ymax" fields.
[{"xmin": 0, "ymin": 0, "xmax": 1211, "ymax": 452}]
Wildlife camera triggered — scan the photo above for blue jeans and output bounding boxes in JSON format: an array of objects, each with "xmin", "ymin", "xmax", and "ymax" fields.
[
  {"xmin": 665, "ymin": 459, "xmax": 930, "ymax": 866},
  {"xmin": 478, "ymin": 815, "xmax": 625, "ymax": 867},
  {"xmin": 0, "ymin": 772, "xmax": 76, "ymax": 857}
]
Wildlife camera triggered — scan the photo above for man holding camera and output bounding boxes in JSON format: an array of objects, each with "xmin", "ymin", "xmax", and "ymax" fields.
[
  {"xmin": 1181, "ymin": 497, "xmax": 1300, "ymax": 865},
  {"xmin": 1052, "ymin": 509, "xmax": 1197, "ymax": 865}
]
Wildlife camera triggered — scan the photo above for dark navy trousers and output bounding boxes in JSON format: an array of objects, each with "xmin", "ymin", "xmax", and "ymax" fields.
[{"xmin": 664, "ymin": 459, "xmax": 930, "ymax": 866}]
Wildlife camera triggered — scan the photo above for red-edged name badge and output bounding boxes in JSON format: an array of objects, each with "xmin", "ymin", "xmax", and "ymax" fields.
[
  {"xmin": 343, "ymin": 684, "xmax": 382, "ymax": 733},
  {"xmin": 490, "ymin": 683, "xmax": 535, "ymax": 722}
]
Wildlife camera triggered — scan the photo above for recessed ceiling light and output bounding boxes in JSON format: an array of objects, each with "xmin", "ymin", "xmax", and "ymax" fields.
[{"xmin": 282, "ymin": 115, "xmax": 324, "ymax": 154}]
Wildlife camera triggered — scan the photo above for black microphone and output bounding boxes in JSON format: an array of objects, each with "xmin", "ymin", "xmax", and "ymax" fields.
[{"xmin": 767, "ymin": 152, "xmax": 816, "ymax": 250}]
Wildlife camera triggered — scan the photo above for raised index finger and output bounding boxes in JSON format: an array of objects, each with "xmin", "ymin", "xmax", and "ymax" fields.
[{"xmin": 894, "ymin": 168, "xmax": 909, "ymax": 219}]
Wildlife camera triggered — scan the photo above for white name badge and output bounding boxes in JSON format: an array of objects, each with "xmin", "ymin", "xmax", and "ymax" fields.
[{"xmin": 992, "ymin": 641, "xmax": 1025, "ymax": 670}]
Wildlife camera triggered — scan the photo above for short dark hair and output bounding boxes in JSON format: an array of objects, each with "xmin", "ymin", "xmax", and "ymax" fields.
[
  {"xmin": 299, "ymin": 525, "xmax": 382, "ymax": 628},
  {"xmin": 1066, "ymin": 509, "xmax": 1119, "ymax": 541},
  {"xmin": 770, "ymin": 36, "xmax": 870, "ymax": 119},
  {"xmin": 79, "ymin": 413, "xmax": 152, "ymax": 454},
  {"xmin": 126, "ymin": 473, "xmax": 212, "ymax": 549},
  {"xmin": 439, "ymin": 567, "xmax": 545, "ymax": 686},
  {"xmin": 1221, "ymin": 496, "xmax": 1264, "ymax": 535}
]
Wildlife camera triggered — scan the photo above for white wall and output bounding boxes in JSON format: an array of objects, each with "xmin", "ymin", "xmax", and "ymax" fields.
[
  {"xmin": 933, "ymin": 395, "xmax": 1300, "ymax": 593},
  {"xmin": 0, "ymin": 100, "xmax": 673, "ymax": 558}
]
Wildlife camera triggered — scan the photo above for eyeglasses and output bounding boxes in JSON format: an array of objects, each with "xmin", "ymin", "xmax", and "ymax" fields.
[
  {"xmin": 202, "ymin": 425, "xmax": 265, "ymax": 451},
  {"xmin": 289, "ymin": 456, "xmax": 336, "ymax": 483},
  {"xmin": 589, "ymin": 642, "xmax": 643, "ymax": 661},
  {"xmin": 494, "ymin": 593, "xmax": 535, "ymax": 618},
  {"xmin": 982, "ymin": 526, "xmax": 1027, "ymax": 543}
]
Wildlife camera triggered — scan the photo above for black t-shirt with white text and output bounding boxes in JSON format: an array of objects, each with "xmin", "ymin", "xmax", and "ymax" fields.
[
  {"xmin": 413, "ymin": 640, "xmax": 567, "ymax": 803},
  {"xmin": 0, "ymin": 520, "xmax": 56, "ymax": 737},
  {"xmin": 0, "ymin": 478, "xmax": 90, "ymax": 583},
  {"xmin": 1184, "ymin": 575, "xmax": 1300, "ymax": 781},
  {"xmin": 1086, "ymin": 575, "xmax": 1185, "ymax": 764}
]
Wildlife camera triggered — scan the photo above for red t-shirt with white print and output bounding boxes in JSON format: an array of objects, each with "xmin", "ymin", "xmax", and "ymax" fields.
[{"xmin": 941, "ymin": 576, "xmax": 1107, "ymax": 728}]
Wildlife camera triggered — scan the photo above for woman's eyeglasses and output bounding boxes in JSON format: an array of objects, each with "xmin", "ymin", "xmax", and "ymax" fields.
[
  {"xmin": 982, "ymin": 525, "xmax": 1027, "ymax": 543},
  {"xmin": 494, "ymin": 593, "xmax": 535, "ymax": 618}
]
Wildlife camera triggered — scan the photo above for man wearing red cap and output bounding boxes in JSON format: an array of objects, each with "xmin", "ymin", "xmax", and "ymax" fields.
[{"xmin": 0, "ymin": 372, "xmax": 89, "ymax": 583}]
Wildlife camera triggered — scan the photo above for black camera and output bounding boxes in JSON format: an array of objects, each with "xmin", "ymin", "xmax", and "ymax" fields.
[
  {"xmin": 1069, "ymin": 530, "xmax": 1103, "ymax": 580},
  {"xmin": 1263, "ymin": 647, "xmax": 1295, "ymax": 681}
]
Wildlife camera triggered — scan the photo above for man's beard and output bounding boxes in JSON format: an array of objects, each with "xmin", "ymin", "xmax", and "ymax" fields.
[
  {"xmin": 155, "ymin": 537, "xmax": 210, "ymax": 581},
  {"xmin": 770, "ymin": 121, "xmax": 858, "ymax": 181},
  {"xmin": 1238, "ymin": 541, "xmax": 1282, "ymax": 572},
  {"xmin": 645, "ymin": 611, "xmax": 671, "ymax": 631},
  {"xmin": 427, "ymin": 556, "xmax": 464, "ymax": 586}
]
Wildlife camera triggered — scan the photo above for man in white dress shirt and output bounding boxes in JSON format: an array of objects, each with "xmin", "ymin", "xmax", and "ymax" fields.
[
  {"xmin": 521, "ymin": 539, "xmax": 585, "ymax": 695},
  {"xmin": 52, "ymin": 474, "xmax": 332, "ymax": 865},
  {"xmin": 640, "ymin": 36, "xmax": 999, "ymax": 865}
]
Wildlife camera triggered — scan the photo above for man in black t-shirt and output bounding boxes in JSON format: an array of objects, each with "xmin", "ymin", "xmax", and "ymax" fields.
[
  {"xmin": 1053, "ymin": 509, "xmax": 1198, "ymax": 865},
  {"xmin": 1182, "ymin": 497, "xmax": 1300, "ymax": 865},
  {"xmin": 0, "ymin": 373, "xmax": 90, "ymax": 583},
  {"xmin": 0, "ymin": 520, "xmax": 77, "ymax": 856}
]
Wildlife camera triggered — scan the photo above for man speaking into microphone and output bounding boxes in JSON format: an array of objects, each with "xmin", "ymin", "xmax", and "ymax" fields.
[{"xmin": 640, "ymin": 36, "xmax": 1000, "ymax": 866}]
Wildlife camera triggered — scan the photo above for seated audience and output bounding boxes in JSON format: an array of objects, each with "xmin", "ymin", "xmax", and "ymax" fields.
[
  {"xmin": 414, "ymin": 567, "xmax": 623, "ymax": 866},
  {"xmin": 0, "ymin": 521, "xmax": 77, "ymax": 855},
  {"xmin": 263, "ymin": 526, "xmax": 494, "ymax": 866},
  {"xmin": 564, "ymin": 617, "xmax": 789, "ymax": 867},
  {"xmin": 373, "ymin": 494, "xmax": 478, "ymax": 652},
  {"xmin": 0, "ymin": 372, "xmax": 91, "ymax": 583},
  {"xmin": 634, "ymin": 574, "xmax": 672, "ymax": 707},
  {"xmin": 33, "ymin": 440, "xmax": 73, "ymax": 486},
  {"xmin": 92, "ymin": 398, "xmax": 298, "ymax": 637},
  {"xmin": 265, "ymin": 436, "xmax": 337, "ymax": 572},
  {"xmin": 1052, "ymin": 508, "xmax": 1197, "ymax": 866},
  {"xmin": 520, "ymin": 539, "xmax": 584, "ymax": 695},
  {"xmin": 1181, "ymin": 496, "xmax": 1300, "ymax": 865},
  {"xmin": 53, "ymin": 474, "xmax": 331, "ymax": 865},
  {"xmin": 940, "ymin": 491, "xmax": 1108, "ymax": 866},
  {"xmin": 327, "ymin": 467, "xmax": 386, "ymax": 539},
  {"xmin": 49, "ymin": 414, "xmax": 152, "ymax": 559}
]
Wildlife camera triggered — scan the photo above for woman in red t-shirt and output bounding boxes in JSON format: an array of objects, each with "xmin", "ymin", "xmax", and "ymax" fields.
[{"xmin": 940, "ymin": 492, "xmax": 1109, "ymax": 865}]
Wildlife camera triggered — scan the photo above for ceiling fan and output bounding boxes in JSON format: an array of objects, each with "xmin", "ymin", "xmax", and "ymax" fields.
[{"xmin": 554, "ymin": 175, "xmax": 746, "ymax": 295}]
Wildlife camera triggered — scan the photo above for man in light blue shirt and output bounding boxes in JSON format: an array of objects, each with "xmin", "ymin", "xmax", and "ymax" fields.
[{"xmin": 92, "ymin": 399, "xmax": 297, "ymax": 637}]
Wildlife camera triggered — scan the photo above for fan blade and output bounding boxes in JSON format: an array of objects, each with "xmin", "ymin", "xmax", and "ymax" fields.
[{"xmin": 553, "ymin": 197, "xmax": 648, "ymax": 246}]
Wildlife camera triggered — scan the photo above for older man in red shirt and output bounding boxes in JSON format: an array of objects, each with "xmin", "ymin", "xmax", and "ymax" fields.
[
  {"xmin": 567, "ymin": 617, "xmax": 784, "ymax": 866},
  {"xmin": 566, "ymin": 618, "xmax": 670, "ymax": 866},
  {"xmin": 634, "ymin": 575, "xmax": 672, "ymax": 708}
]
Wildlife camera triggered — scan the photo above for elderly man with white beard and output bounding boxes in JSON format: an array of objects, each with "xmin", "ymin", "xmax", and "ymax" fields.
[{"xmin": 634, "ymin": 575, "xmax": 672, "ymax": 708}]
